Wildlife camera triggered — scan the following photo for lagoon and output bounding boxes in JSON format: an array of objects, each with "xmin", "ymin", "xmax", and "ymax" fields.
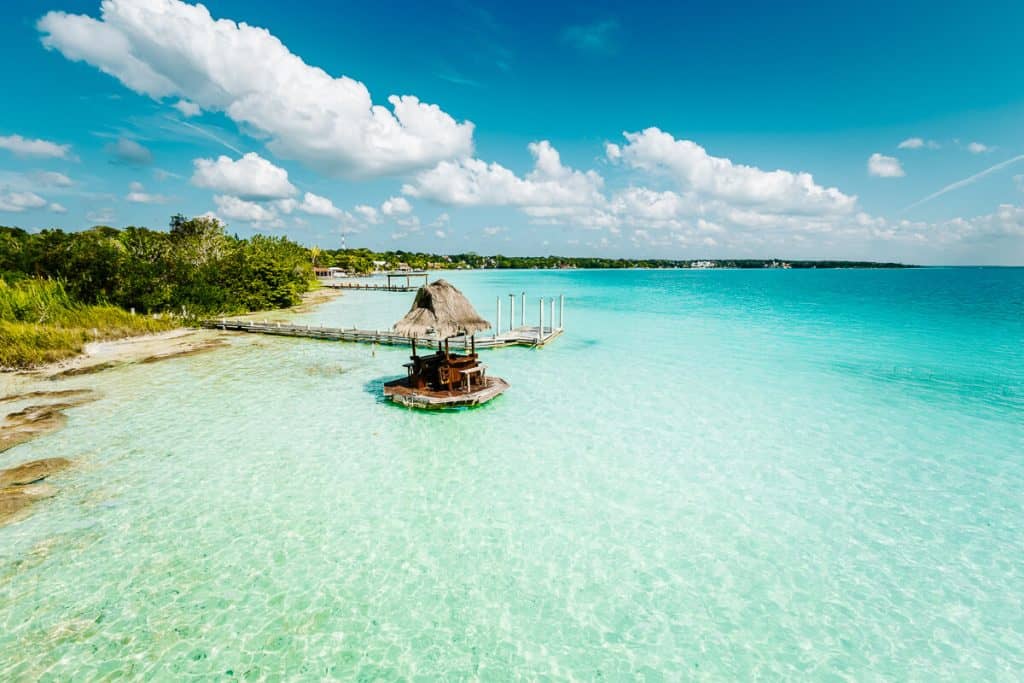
[{"xmin": 1, "ymin": 268, "xmax": 1022, "ymax": 679}]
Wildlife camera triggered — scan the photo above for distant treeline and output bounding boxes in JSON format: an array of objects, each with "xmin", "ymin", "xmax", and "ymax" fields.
[
  {"xmin": 1, "ymin": 216, "xmax": 315, "ymax": 316},
  {"xmin": 323, "ymin": 248, "xmax": 912, "ymax": 273}
]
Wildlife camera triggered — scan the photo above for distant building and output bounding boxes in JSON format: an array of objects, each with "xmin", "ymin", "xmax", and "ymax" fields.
[{"xmin": 314, "ymin": 266, "xmax": 346, "ymax": 278}]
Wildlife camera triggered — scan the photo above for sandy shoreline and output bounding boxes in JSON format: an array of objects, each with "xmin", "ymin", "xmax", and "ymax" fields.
[{"xmin": 0, "ymin": 286, "xmax": 344, "ymax": 400}]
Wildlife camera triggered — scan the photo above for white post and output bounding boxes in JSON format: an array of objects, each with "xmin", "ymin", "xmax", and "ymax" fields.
[
  {"xmin": 538, "ymin": 298, "xmax": 544, "ymax": 341},
  {"xmin": 559, "ymin": 295, "xmax": 565, "ymax": 330},
  {"xmin": 496, "ymin": 296, "xmax": 502, "ymax": 338},
  {"xmin": 521, "ymin": 292, "xmax": 526, "ymax": 326},
  {"xmin": 509, "ymin": 294, "xmax": 515, "ymax": 331},
  {"xmin": 550, "ymin": 298, "xmax": 555, "ymax": 336}
]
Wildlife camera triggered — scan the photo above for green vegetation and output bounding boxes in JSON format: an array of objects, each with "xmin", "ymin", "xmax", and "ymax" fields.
[
  {"xmin": 0, "ymin": 278, "xmax": 175, "ymax": 368},
  {"xmin": 322, "ymin": 248, "xmax": 911, "ymax": 273},
  {"xmin": 1, "ymin": 215, "xmax": 316, "ymax": 368},
  {"xmin": 2, "ymin": 215, "xmax": 315, "ymax": 315}
]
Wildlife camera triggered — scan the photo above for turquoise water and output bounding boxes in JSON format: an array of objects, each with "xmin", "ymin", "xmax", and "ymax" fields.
[{"xmin": 1, "ymin": 268, "xmax": 1022, "ymax": 679}]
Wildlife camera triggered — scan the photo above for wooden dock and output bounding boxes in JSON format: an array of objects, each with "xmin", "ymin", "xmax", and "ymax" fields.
[
  {"xmin": 201, "ymin": 319, "xmax": 563, "ymax": 349},
  {"xmin": 319, "ymin": 271, "xmax": 429, "ymax": 293},
  {"xmin": 321, "ymin": 282, "xmax": 418, "ymax": 292}
]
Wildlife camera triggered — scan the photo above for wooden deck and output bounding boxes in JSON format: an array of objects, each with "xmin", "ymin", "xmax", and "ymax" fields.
[
  {"xmin": 383, "ymin": 376, "xmax": 509, "ymax": 409},
  {"xmin": 320, "ymin": 282, "xmax": 419, "ymax": 292},
  {"xmin": 201, "ymin": 319, "xmax": 563, "ymax": 349}
]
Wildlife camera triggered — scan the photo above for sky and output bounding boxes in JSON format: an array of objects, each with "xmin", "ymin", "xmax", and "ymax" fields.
[{"xmin": 1, "ymin": 0, "xmax": 1023, "ymax": 264}]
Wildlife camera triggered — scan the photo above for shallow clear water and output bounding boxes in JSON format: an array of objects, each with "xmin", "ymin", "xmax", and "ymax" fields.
[{"xmin": 1, "ymin": 268, "xmax": 1023, "ymax": 679}]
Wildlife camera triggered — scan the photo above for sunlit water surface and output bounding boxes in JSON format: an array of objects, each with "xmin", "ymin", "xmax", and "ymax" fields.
[{"xmin": 1, "ymin": 268, "xmax": 1022, "ymax": 679}]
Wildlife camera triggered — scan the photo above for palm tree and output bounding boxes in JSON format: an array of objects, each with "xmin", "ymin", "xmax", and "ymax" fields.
[{"xmin": 310, "ymin": 246, "xmax": 322, "ymax": 267}]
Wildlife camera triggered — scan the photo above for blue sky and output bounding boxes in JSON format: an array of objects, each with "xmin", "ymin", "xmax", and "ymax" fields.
[{"xmin": 1, "ymin": 0, "xmax": 1023, "ymax": 264}]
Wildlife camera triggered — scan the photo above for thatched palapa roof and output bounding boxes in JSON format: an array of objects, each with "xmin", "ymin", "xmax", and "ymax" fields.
[{"xmin": 393, "ymin": 279, "xmax": 491, "ymax": 339}]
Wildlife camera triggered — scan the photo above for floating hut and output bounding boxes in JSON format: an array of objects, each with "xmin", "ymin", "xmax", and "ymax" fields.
[{"xmin": 383, "ymin": 279, "xmax": 509, "ymax": 409}]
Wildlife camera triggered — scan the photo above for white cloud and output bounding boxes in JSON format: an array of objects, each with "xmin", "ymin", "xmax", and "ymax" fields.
[
  {"xmin": 125, "ymin": 180, "xmax": 168, "ymax": 203},
  {"xmin": 404, "ymin": 140, "xmax": 605, "ymax": 211},
  {"xmin": 482, "ymin": 225, "xmax": 506, "ymax": 236},
  {"xmin": 106, "ymin": 137, "xmax": 153, "ymax": 165},
  {"xmin": 898, "ymin": 137, "xmax": 939, "ymax": 150},
  {"xmin": 191, "ymin": 153, "xmax": 296, "ymax": 199},
  {"xmin": 49, "ymin": 202, "xmax": 68, "ymax": 213},
  {"xmin": 611, "ymin": 128, "xmax": 856, "ymax": 213},
  {"xmin": 38, "ymin": 0, "xmax": 474, "ymax": 176},
  {"xmin": 173, "ymin": 99, "xmax": 200, "ymax": 117},
  {"xmin": 381, "ymin": 196, "xmax": 412, "ymax": 216},
  {"xmin": 87, "ymin": 207, "xmax": 115, "ymax": 223},
  {"xmin": 0, "ymin": 190, "xmax": 48, "ymax": 212},
  {"xmin": 868, "ymin": 153, "xmax": 905, "ymax": 178},
  {"xmin": 967, "ymin": 141, "xmax": 989, "ymax": 154},
  {"xmin": 354, "ymin": 204, "xmax": 380, "ymax": 224},
  {"xmin": 32, "ymin": 171, "xmax": 73, "ymax": 187},
  {"xmin": 0, "ymin": 134, "xmax": 72, "ymax": 159},
  {"xmin": 213, "ymin": 194, "xmax": 278, "ymax": 222},
  {"xmin": 276, "ymin": 192, "xmax": 343, "ymax": 218},
  {"xmin": 434, "ymin": 230, "xmax": 447, "ymax": 239}
]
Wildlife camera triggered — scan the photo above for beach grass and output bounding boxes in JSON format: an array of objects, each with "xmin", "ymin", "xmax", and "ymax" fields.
[{"xmin": 0, "ymin": 278, "xmax": 177, "ymax": 369}]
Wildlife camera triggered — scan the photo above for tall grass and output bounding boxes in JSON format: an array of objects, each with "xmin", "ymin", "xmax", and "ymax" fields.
[{"xmin": 0, "ymin": 278, "xmax": 177, "ymax": 369}]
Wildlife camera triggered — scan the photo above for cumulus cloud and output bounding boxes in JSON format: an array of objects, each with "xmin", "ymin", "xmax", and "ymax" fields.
[
  {"xmin": 49, "ymin": 202, "xmax": 68, "ymax": 213},
  {"xmin": 106, "ymin": 137, "xmax": 153, "ymax": 165},
  {"xmin": 0, "ymin": 134, "xmax": 72, "ymax": 159},
  {"xmin": 898, "ymin": 137, "xmax": 939, "ymax": 150},
  {"xmin": 32, "ymin": 171, "xmax": 74, "ymax": 187},
  {"xmin": 172, "ymin": 99, "xmax": 200, "ymax": 117},
  {"xmin": 404, "ymin": 141, "xmax": 605, "ymax": 212},
  {"xmin": 125, "ymin": 180, "xmax": 168, "ymax": 203},
  {"xmin": 191, "ymin": 153, "xmax": 296, "ymax": 199},
  {"xmin": 868, "ymin": 153, "xmax": 905, "ymax": 178},
  {"xmin": 213, "ymin": 194, "xmax": 278, "ymax": 222},
  {"xmin": 87, "ymin": 207, "xmax": 115, "ymax": 223},
  {"xmin": 38, "ymin": 0, "xmax": 474, "ymax": 176},
  {"xmin": 276, "ymin": 192, "xmax": 343, "ymax": 218},
  {"xmin": 381, "ymin": 196, "xmax": 412, "ymax": 216},
  {"xmin": 354, "ymin": 204, "xmax": 380, "ymax": 224},
  {"xmin": 0, "ymin": 190, "xmax": 48, "ymax": 212},
  {"xmin": 967, "ymin": 141, "xmax": 989, "ymax": 154},
  {"xmin": 610, "ymin": 128, "xmax": 856, "ymax": 214}
]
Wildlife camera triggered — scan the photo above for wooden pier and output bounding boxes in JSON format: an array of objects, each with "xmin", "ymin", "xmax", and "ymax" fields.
[
  {"xmin": 204, "ymin": 292, "xmax": 566, "ymax": 350},
  {"xmin": 320, "ymin": 271, "xmax": 429, "ymax": 293},
  {"xmin": 201, "ymin": 319, "xmax": 563, "ymax": 349}
]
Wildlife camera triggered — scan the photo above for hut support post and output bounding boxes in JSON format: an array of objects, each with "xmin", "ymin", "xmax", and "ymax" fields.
[
  {"xmin": 496, "ymin": 297, "xmax": 502, "ymax": 338},
  {"xmin": 550, "ymin": 298, "xmax": 555, "ymax": 336},
  {"xmin": 538, "ymin": 298, "xmax": 544, "ymax": 341},
  {"xmin": 509, "ymin": 294, "xmax": 515, "ymax": 332},
  {"xmin": 521, "ymin": 292, "xmax": 526, "ymax": 326},
  {"xmin": 559, "ymin": 294, "xmax": 564, "ymax": 329}
]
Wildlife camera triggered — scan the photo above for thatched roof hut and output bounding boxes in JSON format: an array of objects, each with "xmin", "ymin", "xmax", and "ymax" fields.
[{"xmin": 393, "ymin": 279, "xmax": 491, "ymax": 339}]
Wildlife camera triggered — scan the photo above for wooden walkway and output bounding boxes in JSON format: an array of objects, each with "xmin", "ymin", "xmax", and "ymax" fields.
[
  {"xmin": 201, "ymin": 319, "xmax": 563, "ymax": 349},
  {"xmin": 320, "ymin": 282, "xmax": 418, "ymax": 292}
]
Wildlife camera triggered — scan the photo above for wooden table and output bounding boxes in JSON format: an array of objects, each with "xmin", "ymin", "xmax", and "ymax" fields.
[{"xmin": 458, "ymin": 365, "xmax": 486, "ymax": 393}]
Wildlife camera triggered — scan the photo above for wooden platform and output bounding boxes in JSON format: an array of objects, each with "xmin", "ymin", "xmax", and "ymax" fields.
[
  {"xmin": 383, "ymin": 376, "xmax": 509, "ymax": 409},
  {"xmin": 320, "ymin": 282, "xmax": 418, "ymax": 292},
  {"xmin": 201, "ymin": 320, "xmax": 563, "ymax": 348}
]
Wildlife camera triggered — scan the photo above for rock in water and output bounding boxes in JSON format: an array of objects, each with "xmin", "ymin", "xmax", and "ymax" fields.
[
  {"xmin": 0, "ymin": 458, "xmax": 73, "ymax": 487},
  {"xmin": 0, "ymin": 483, "xmax": 58, "ymax": 526}
]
